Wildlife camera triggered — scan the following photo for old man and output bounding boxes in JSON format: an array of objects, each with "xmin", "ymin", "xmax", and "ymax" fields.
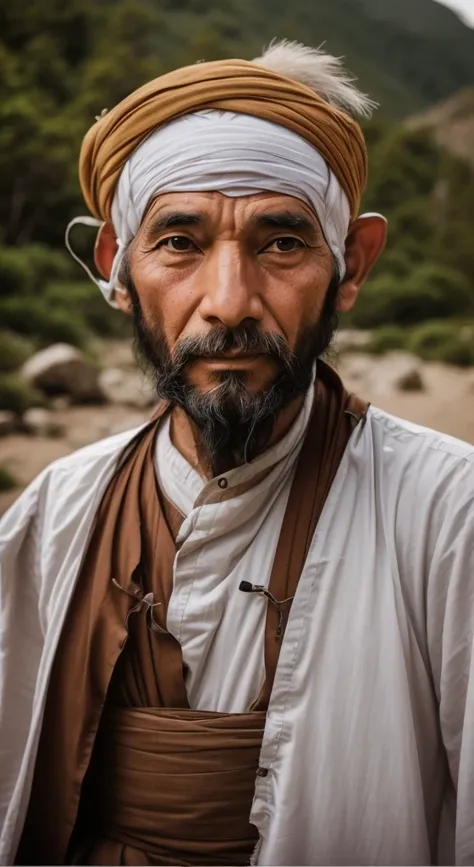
[{"xmin": 1, "ymin": 41, "xmax": 474, "ymax": 867}]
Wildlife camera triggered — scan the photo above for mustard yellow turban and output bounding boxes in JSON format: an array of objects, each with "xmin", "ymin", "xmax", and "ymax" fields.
[{"xmin": 79, "ymin": 58, "xmax": 368, "ymax": 225}]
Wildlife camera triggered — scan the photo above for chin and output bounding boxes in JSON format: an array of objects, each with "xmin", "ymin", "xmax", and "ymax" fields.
[{"xmin": 187, "ymin": 358, "xmax": 279, "ymax": 395}]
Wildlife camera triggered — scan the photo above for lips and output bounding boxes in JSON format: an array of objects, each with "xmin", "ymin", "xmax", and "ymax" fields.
[
  {"xmin": 201, "ymin": 353, "xmax": 261, "ymax": 362},
  {"xmin": 216, "ymin": 352, "xmax": 259, "ymax": 359}
]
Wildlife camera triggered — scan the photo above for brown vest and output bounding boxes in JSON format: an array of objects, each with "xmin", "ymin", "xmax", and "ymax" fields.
[{"xmin": 16, "ymin": 363, "xmax": 368, "ymax": 866}]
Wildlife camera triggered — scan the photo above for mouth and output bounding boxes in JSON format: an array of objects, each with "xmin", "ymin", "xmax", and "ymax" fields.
[
  {"xmin": 201, "ymin": 354, "xmax": 262, "ymax": 367},
  {"xmin": 200, "ymin": 348, "xmax": 261, "ymax": 360}
]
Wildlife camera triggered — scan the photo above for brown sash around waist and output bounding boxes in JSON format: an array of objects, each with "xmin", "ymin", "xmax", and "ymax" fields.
[
  {"xmin": 17, "ymin": 361, "xmax": 369, "ymax": 866},
  {"xmin": 70, "ymin": 707, "xmax": 266, "ymax": 866}
]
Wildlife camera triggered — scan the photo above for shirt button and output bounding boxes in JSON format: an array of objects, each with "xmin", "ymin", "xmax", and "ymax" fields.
[{"xmin": 218, "ymin": 477, "xmax": 228, "ymax": 489}]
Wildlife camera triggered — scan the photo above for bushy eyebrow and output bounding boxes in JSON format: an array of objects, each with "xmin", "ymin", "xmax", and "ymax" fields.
[
  {"xmin": 252, "ymin": 211, "xmax": 319, "ymax": 240},
  {"xmin": 144, "ymin": 210, "xmax": 203, "ymax": 243},
  {"xmin": 143, "ymin": 208, "xmax": 319, "ymax": 244}
]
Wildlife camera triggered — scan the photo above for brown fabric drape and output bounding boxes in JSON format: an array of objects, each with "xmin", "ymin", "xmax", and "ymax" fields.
[
  {"xmin": 79, "ymin": 60, "xmax": 367, "ymax": 225},
  {"xmin": 16, "ymin": 362, "xmax": 368, "ymax": 866},
  {"xmin": 69, "ymin": 709, "xmax": 268, "ymax": 866}
]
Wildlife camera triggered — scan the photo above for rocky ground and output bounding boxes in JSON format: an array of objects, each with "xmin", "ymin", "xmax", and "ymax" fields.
[{"xmin": 1, "ymin": 336, "xmax": 474, "ymax": 516}]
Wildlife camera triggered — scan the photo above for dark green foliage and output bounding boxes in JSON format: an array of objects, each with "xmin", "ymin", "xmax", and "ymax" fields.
[
  {"xmin": 1, "ymin": 0, "xmax": 474, "ymax": 362},
  {"xmin": 0, "ymin": 297, "xmax": 88, "ymax": 348},
  {"xmin": 44, "ymin": 283, "xmax": 132, "ymax": 339},
  {"xmin": 350, "ymin": 265, "xmax": 473, "ymax": 329},
  {"xmin": 366, "ymin": 326, "xmax": 408, "ymax": 354},
  {"xmin": 0, "ymin": 331, "xmax": 36, "ymax": 372},
  {"xmin": 0, "ymin": 245, "xmax": 74, "ymax": 295},
  {"xmin": 408, "ymin": 321, "xmax": 474, "ymax": 366},
  {"xmin": 365, "ymin": 322, "xmax": 474, "ymax": 367},
  {"xmin": 1, "ymin": 0, "xmax": 474, "ymax": 247},
  {"xmin": 440, "ymin": 340, "xmax": 474, "ymax": 368},
  {"xmin": 0, "ymin": 248, "xmax": 34, "ymax": 295},
  {"xmin": 340, "ymin": 121, "xmax": 474, "ymax": 347},
  {"xmin": 0, "ymin": 466, "xmax": 17, "ymax": 492},
  {"xmin": 0, "ymin": 374, "xmax": 44, "ymax": 415}
]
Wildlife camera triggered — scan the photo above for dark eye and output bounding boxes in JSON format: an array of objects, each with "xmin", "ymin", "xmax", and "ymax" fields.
[
  {"xmin": 265, "ymin": 237, "xmax": 305, "ymax": 253},
  {"xmin": 159, "ymin": 236, "xmax": 197, "ymax": 252}
]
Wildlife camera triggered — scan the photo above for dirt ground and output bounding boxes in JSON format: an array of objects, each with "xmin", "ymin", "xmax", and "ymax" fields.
[
  {"xmin": 1, "ymin": 351, "xmax": 473, "ymax": 516},
  {"xmin": 0, "ymin": 404, "xmax": 150, "ymax": 515},
  {"xmin": 337, "ymin": 353, "xmax": 474, "ymax": 443}
]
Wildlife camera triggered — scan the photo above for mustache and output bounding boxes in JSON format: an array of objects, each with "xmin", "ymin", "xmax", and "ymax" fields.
[{"xmin": 171, "ymin": 324, "xmax": 296, "ymax": 371}]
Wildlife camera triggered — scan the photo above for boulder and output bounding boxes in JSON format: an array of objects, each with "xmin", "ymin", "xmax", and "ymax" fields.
[
  {"xmin": 23, "ymin": 408, "xmax": 65, "ymax": 437},
  {"xmin": 396, "ymin": 367, "xmax": 425, "ymax": 392},
  {"xmin": 50, "ymin": 395, "xmax": 72, "ymax": 410},
  {"xmin": 0, "ymin": 410, "xmax": 18, "ymax": 437},
  {"xmin": 98, "ymin": 367, "xmax": 156, "ymax": 409},
  {"xmin": 21, "ymin": 344, "xmax": 103, "ymax": 403}
]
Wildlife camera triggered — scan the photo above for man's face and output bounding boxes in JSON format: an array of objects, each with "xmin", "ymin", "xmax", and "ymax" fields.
[
  {"xmin": 127, "ymin": 190, "xmax": 336, "ymax": 380},
  {"xmin": 122, "ymin": 190, "xmax": 339, "ymax": 472}
]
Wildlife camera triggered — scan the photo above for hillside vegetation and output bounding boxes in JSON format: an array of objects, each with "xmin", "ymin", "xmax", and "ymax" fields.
[
  {"xmin": 407, "ymin": 86, "xmax": 474, "ymax": 168},
  {"xmin": 1, "ymin": 0, "xmax": 474, "ymax": 399}
]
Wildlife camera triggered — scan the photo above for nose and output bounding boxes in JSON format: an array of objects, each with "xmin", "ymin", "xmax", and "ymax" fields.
[{"xmin": 198, "ymin": 242, "xmax": 263, "ymax": 328}]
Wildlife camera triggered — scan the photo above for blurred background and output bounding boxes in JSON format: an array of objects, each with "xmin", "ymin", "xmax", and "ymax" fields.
[{"xmin": 1, "ymin": 0, "xmax": 474, "ymax": 512}]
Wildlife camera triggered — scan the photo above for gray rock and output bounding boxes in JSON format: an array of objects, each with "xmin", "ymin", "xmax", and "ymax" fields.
[
  {"xmin": 98, "ymin": 367, "xmax": 156, "ymax": 408},
  {"xmin": 395, "ymin": 368, "xmax": 425, "ymax": 392},
  {"xmin": 0, "ymin": 410, "xmax": 18, "ymax": 436},
  {"xmin": 387, "ymin": 353, "xmax": 425, "ymax": 392},
  {"xmin": 21, "ymin": 344, "xmax": 103, "ymax": 403},
  {"xmin": 50, "ymin": 395, "xmax": 72, "ymax": 410},
  {"xmin": 23, "ymin": 408, "xmax": 65, "ymax": 437}
]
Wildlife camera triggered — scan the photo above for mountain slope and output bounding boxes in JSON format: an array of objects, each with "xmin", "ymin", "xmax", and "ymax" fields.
[
  {"xmin": 1, "ymin": 0, "xmax": 474, "ymax": 249},
  {"xmin": 155, "ymin": 0, "xmax": 474, "ymax": 117},
  {"xmin": 407, "ymin": 86, "xmax": 474, "ymax": 166}
]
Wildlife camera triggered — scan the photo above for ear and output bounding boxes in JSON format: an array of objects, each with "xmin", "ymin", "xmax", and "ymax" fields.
[
  {"xmin": 94, "ymin": 222, "xmax": 117, "ymax": 279},
  {"xmin": 336, "ymin": 215, "xmax": 387, "ymax": 313},
  {"xmin": 94, "ymin": 222, "xmax": 133, "ymax": 315}
]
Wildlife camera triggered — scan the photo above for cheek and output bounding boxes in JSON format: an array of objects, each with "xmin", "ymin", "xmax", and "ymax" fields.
[
  {"xmin": 265, "ymin": 266, "xmax": 331, "ymax": 350},
  {"xmin": 131, "ymin": 257, "xmax": 200, "ymax": 348}
]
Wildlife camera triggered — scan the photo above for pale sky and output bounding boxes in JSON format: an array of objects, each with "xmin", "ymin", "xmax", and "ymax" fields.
[{"xmin": 434, "ymin": 0, "xmax": 474, "ymax": 25}]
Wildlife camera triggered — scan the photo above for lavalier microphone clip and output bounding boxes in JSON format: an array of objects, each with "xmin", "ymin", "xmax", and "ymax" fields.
[{"xmin": 239, "ymin": 581, "xmax": 294, "ymax": 640}]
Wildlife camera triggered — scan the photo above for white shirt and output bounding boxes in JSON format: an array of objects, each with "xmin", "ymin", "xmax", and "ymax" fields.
[
  {"xmin": 1, "ymin": 404, "xmax": 474, "ymax": 865},
  {"xmin": 154, "ymin": 385, "xmax": 314, "ymax": 712}
]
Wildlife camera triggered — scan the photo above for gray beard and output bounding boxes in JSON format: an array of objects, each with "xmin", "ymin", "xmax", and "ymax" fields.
[
  {"xmin": 167, "ymin": 365, "xmax": 311, "ymax": 477},
  {"xmin": 122, "ymin": 268, "xmax": 339, "ymax": 476}
]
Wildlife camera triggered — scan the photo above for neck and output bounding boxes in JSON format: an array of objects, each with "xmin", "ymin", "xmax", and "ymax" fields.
[{"xmin": 170, "ymin": 393, "xmax": 306, "ymax": 479}]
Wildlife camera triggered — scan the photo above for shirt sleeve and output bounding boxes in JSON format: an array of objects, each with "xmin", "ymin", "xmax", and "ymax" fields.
[
  {"xmin": 0, "ymin": 474, "xmax": 47, "ymax": 857},
  {"xmin": 425, "ymin": 456, "xmax": 474, "ymax": 865}
]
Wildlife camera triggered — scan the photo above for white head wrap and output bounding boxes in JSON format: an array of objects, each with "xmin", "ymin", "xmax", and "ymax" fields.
[{"xmin": 66, "ymin": 109, "xmax": 353, "ymax": 307}]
